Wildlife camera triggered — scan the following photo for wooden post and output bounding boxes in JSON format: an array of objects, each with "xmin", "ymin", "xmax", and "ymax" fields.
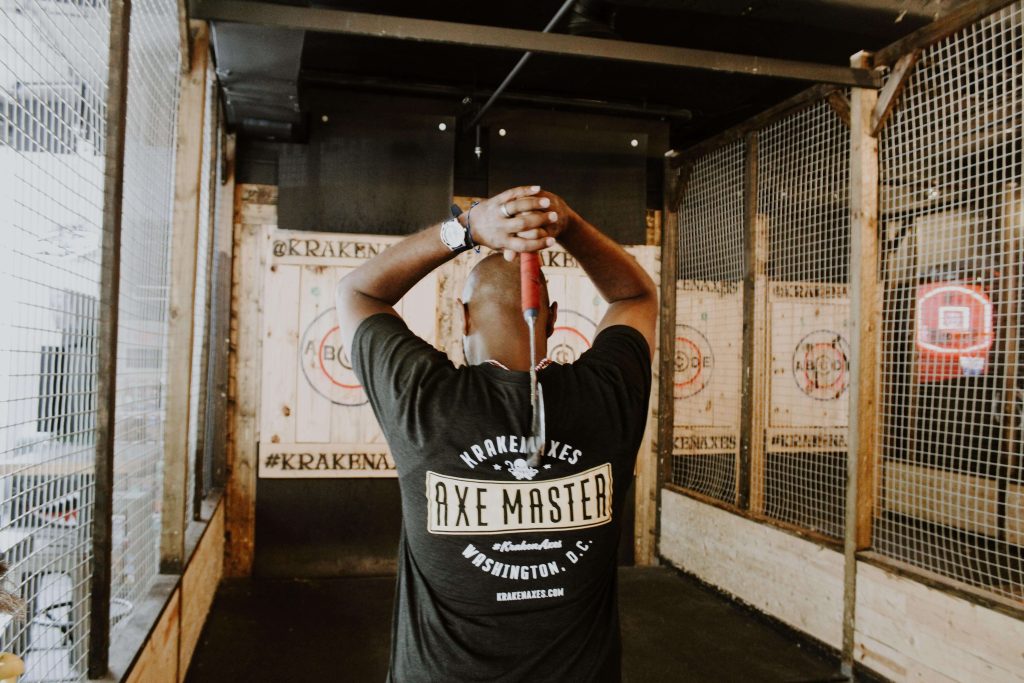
[
  {"xmin": 177, "ymin": 0, "xmax": 192, "ymax": 74},
  {"xmin": 193, "ymin": 79, "xmax": 220, "ymax": 520},
  {"xmin": 225, "ymin": 186, "xmax": 272, "ymax": 577},
  {"xmin": 211, "ymin": 132, "xmax": 236, "ymax": 489},
  {"xmin": 747, "ymin": 215, "xmax": 769, "ymax": 513},
  {"xmin": 739, "ymin": 133, "xmax": 767, "ymax": 510},
  {"xmin": 653, "ymin": 157, "xmax": 681, "ymax": 560},
  {"xmin": 160, "ymin": 21, "xmax": 210, "ymax": 574},
  {"xmin": 633, "ymin": 243, "xmax": 662, "ymax": 567},
  {"xmin": 89, "ymin": 0, "xmax": 131, "ymax": 676},
  {"xmin": 997, "ymin": 184, "xmax": 1021, "ymax": 542},
  {"xmin": 842, "ymin": 50, "xmax": 880, "ymax": 677}
]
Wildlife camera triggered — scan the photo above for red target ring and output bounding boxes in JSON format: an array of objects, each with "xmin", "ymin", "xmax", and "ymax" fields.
[{"xmin": 318, "ymin": 325, "xmax": 362, "ymax": 390}]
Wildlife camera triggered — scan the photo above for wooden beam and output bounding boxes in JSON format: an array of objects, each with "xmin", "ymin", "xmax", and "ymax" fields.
[
  {"xmin": 842, "ymin": 49, "xmax": 880, "ymax": 679},
  {"xmin": 746, "ymin": 214, "xmax": 769, "ymax": 513},
  {"xmin": 193, "ymin": 75, "xmax": 219, "ymax": 521},
  {"xmin": 871, "ymin": 49, "xmax": 921, "ymax": 137},
  {"xmin": 997, "ymin": 185, "xmax": 1021, "ymax": 544},
  {"xmin": 177, "ymin": 0, "xmax": 191, "ymax": 74},
  {"xmin": 873, "ymin": 0, "xmax": 1019, "ymax": 67},
  {"xmin": 89, "ymin": 0, "xmax": 132, "ymax": 677},
  {"xmin": 633, "ymin": 245, "xmax": 662, "ymax": 567},
  {"xmin": 211, "ymin": 131, "xmax": 236, "ymax": 489},
  {"xmin": 655, "ymin": 158, "xmax": 682, "ymax": 557},
  {"xmin": 826, "ymin": 91, "xmax": 851, "ymax": 129},
  {"xmin": 225, "ymin": 185, "xmax": 274, "ymax": 576},
  {"xmin": 738, "ymin": 133, "xmax": 767, "ymax": 510},
  {"xmin": 672, "ymin": 84, "xmax": 844, "ymax": 168},
  {"xmin": 161, "ymin": 21, "xmax": 210, "ymax": 574},
  {"xmin": 193, "ymin": 0, "xmax": 879, "ymax": 88}
]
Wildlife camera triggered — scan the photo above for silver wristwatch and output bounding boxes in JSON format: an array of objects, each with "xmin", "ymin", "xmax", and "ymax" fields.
[{"xmin": 440, "ymin": 217, "xmax": 470, "ymax": 252}]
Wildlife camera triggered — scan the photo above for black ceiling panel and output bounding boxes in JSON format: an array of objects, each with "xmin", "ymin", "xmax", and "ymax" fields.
[
  {"xmin": 206, "ymin": 0, "xmax": 958, "ymax": 147},
  {"xmin": 490, "ymin": 125, "xmax": 648, "ymax": 244}
]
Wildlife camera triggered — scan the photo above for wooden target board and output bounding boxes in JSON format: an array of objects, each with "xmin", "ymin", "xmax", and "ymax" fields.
[
  {"xmin": 671, "ymin": 280, "xmax": 743, "ymax": 457},
  {"xmin": 766, "ymin": 282, "xmax": 851, "ymax": 450},
  {"xmin": 258, "ymin": 229, "xmax": 440, "ymax": 478}
]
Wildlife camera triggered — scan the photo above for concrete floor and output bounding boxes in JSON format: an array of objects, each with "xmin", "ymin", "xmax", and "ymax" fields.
[{"xmin": 186, "ymin": 566, "xmax": 844, "ymax": 682}]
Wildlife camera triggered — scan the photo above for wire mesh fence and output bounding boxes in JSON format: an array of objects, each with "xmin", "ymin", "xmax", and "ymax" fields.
[
  {"xmin": 671, "ymin": 0, "xmax": 1023, "ymax": 605},
  {"xmin": 758, "ymin": 99, "xmax": 851, "ymax": 540},
  {"xmin": 672, "ymin": 140, "xmax": 746, "ymax": 505},
  {"xmin": 874, "ymin": 1, "xmax": 1024, "ymax": 602},
  {"xmin": 0, "ymin": 0, "xmax": 108, "ymax": 678},
  {"xmin": 110, "ymin": 0, "xmax": 180, "ymax": 646}
]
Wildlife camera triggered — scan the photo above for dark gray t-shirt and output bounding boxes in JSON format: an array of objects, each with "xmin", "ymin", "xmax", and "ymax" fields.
[{"xmin": 352, "ymin": 313, "xmax": 651, "ymax": 683}]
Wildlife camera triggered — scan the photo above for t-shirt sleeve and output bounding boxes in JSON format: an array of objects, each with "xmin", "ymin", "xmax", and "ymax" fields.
[
  {"xmin": 350, "ymin": 313, "xmax": 455, "ymax": 440},
  {"xmin": 562, "ymin": 325, "xmax": 653, "ymax": 446},
  {"xmin": 576, "ymin": 324, "xmax": 653, "ymax": 397}
]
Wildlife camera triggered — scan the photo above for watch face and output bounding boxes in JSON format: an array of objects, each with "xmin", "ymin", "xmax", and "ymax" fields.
[{"xmin": 442, "ymin": 219, "xmax": 465, "ymax": 249}]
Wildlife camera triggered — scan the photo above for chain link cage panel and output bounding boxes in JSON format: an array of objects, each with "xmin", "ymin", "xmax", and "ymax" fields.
[
  {"xmin": 758, "ymin": 99, "xmax": 852, "ymax": 540},
  {"xmin": 186, "ymin": 63, "xmax": 215, "ymax": 521},
  {"xmin": 0, "ymin": 0, "xmax": 109, "ymax": 678},
  {"xmin": 876, "ymin": 2, "xmax": 1023, "ymax": 602},
  {"xmin": 110, "ymin": 0, "xmax": 179, "ymax": 642},
  {"xmin": 673, "ymin": 140, "xmax": 746, "ymax": 505}
]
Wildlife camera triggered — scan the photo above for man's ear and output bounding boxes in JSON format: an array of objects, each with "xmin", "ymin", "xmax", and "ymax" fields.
[
  {"xmin": 459, "ymin": 298, "xmax": 471, "ymax": 336},
  {"xmin": 546, "ymin": 301, "xmax": 558, "ymax": 338}
]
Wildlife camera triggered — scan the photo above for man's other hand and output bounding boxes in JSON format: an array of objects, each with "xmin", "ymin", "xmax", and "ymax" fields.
[{"xmin": 469, "ymin": 186, "xmax": 560, "ymax": 259}]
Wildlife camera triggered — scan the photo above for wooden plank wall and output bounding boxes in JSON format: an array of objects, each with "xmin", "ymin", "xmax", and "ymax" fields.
[
  {"xmin": 125, "ymin": 589, "xmax": 179, "ymax": 683},
  {"xmin": 855, "ymin": 562, "xmax": 1024, "ymax": 683},
  {"xmin": 124, "ymin": 500, "xmax": 225, "ymax": 683},
  {"xmin": 258, "ymin": 231, "xmax": 438, "ymax": 477},
  {"xmin": 179, "ymin": 503, "xmax": 225, "ymax": 677}
]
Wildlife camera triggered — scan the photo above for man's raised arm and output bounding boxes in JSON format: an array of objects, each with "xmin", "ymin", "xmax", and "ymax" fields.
[
  {"xmin": 334, "ymin": 186, "xmax": 558, "ymax": 352},
  {"xmin": 544, "ymin": 193, "xmax": 658, "ymax": 357}
]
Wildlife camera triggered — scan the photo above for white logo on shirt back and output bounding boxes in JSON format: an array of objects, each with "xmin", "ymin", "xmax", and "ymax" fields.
[
  {"xmin": 505, "ymin": 458, "xmax": 538, "ymax": 480},
  {"xmin": 425, "ymin": 464, "xmax": 613, "ymax": 535}
]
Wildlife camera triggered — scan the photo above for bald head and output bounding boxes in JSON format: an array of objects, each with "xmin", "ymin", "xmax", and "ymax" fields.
[
  {"xmin": 460, "ymin": 253, "xmax": 556, "ymax": 368},
  {"xmin": 462, "ymin": 253, "xmax": 549, "ymax": 315}
]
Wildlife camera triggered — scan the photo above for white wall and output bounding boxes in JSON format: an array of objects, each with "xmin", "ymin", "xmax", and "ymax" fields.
[
  {"xmin": 856, "ymin": 562, "xmax": 1024, "ymax": 683},
  {"xmin": 660, "ymin": 489, "xmax": 1024, "ymax": 683},
  {"xmin": 660, "ymin": 489, "xmax": 844, "ymax": 648}
]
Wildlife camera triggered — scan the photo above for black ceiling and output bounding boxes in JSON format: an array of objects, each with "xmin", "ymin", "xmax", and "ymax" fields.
[{"xmin": 201, "ymin": 0, "xmax": 963, "ymax": 148}]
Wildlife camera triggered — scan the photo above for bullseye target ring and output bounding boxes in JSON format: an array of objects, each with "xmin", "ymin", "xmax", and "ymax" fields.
[
  {"xmin": 674, "ymin": 324, "xmax": 713, "ymax": 399},
  {"xmin": 792, "ymin": 329, "xmax": 850, "ymax": 401},
  {"xmin": 301, "ymin": 307, "xmax": 369, "ymax": 407},
  {"xmin": 547, "ymin": 310, "xmax": 597, "ymax": 365}
]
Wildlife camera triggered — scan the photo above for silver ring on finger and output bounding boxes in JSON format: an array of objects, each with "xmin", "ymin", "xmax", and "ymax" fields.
[{"xmin": 500, "ymin": 202, "xmax": 514, "ymax": 219}]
